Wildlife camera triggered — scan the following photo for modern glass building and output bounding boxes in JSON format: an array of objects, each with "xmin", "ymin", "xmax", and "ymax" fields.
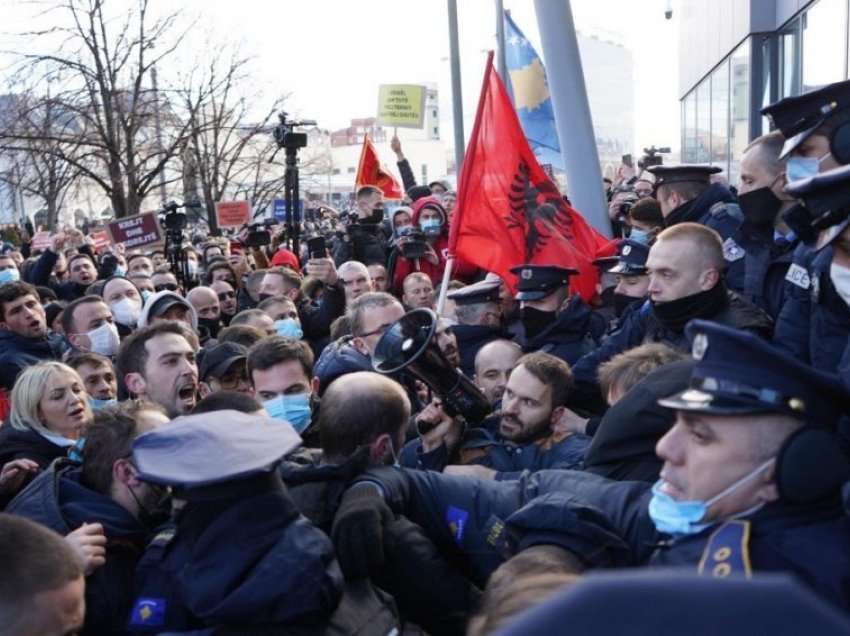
[{"xmin": 679, "ymin": 0, "xmax": 850, "ymax": 184}]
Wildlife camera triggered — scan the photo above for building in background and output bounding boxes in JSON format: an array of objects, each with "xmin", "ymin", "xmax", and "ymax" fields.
[{"xmin": 679, "ymin": 0, "xmax": 850, "ymax": 185}]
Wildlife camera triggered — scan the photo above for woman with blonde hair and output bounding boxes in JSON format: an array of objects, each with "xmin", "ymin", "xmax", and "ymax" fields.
[{"xmin": 0, "ymin": 361, "xmax": 93, "ymax": 502}]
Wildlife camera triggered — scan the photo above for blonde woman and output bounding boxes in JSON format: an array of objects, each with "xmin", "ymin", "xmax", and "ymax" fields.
[{"xmin": 0, "ymin": 361, "xmax": 93, "ymax": 502}]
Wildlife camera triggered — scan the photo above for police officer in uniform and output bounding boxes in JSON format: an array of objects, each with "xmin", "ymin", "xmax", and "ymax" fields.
[
  {"xmin": 510, "ymin": 264, "xmax": 606, "ymax": 366},
  {"xmin": 773, "ymin": 165, "xmax": 850, "ymax": 373},
  {"xmin": 648, "ymin": 164, "xmax": 746, "ymax": 294},
  {"xmin": 330, "ymin": 321, "xmax": 850, "ymax": 610},
  {"xmin": 447, "ymin": 279, "xmax": 511, "ymax": 377},
  {"xmin": 127, "ymin": 411, "xmax": 397, "ymax": 634},
  {"xmin": 603, "ymin": 238, "xmax": 651, "ymax": 330}
]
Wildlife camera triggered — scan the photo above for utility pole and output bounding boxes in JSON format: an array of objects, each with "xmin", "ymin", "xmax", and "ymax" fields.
[
  {"xmin": 151, "ymin": 65, "xmax": 168, "ymax": 204},
  {"xmin": 447, "ymin": 0, "xmax": 465, "ymax": 173},
  {"xmin": 533, "ymin": 0, "xmax": 609, "ymax": 236}
]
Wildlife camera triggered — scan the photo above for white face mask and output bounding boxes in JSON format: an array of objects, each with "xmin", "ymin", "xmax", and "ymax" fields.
[
  {"xmin": 110, "ymin": 297, "xmax": 142, "ymax": 327},
  {"xmin": 87, "ymin": 322, "xmax": 121, "ymax": 357},
  {"xmin": 830, "ymin": 262, "xmax": 850, "ymax": 309}
]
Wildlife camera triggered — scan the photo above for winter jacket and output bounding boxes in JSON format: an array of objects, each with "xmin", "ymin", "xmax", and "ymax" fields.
[{"xmin": 0, "ymin": 329, "xmax": 65, "ymax": 390}]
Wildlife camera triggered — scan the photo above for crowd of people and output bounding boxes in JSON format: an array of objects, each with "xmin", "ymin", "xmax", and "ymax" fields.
[{"xmin": 1, "ymin": 78, "xmax": 850, "ymax": 635}]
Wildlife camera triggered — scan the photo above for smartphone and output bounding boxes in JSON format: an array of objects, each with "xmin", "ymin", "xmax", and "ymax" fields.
[
  {"xmin": 622, "ymin": 154, "xmax": 633, "ymax": 168},
  {"xmin": 307, "ymin": 236, "xmax": 327, "ymax": 260}
]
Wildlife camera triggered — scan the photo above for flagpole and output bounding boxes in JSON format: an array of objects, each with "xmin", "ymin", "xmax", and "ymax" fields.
[
  {"xmin": 495, "ymin": 0, "xmax": 507, "ymax": 81},
  {"xmin": 447, "ymin": 0, "xmax": 465, "ymax": 174},
  {"xmin": 436, "ymin": 257, "xmax": 454, "ymax": 316}
]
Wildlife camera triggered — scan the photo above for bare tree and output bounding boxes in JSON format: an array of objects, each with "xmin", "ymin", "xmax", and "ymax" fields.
[
  {"xmin": 2, "ymin": 0, "xmax": 199, "ymax": 218},
  {"xmin": 0, "ymin": 92, "xmax": 85, "ymax": 229}
]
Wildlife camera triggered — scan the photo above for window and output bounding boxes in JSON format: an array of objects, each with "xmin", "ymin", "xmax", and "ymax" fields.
[
  {"xmin": 729, "ymin": 41, "xmax": 750, "ymax": 185},
  {"xmin": 347, "ymin": 167, "xmax": 355, "ymax": 174},
  {"xmin": 681, "ymin": 91, "xmax": 697, "ymax": 163},
  {"xmin": 433, "ymin": 127, "xmax": 439, "ymax": 136},
  {"xmin": 779, "ymin": 19, "xmax": 802, "ymax": 98},
  {"xmin": 432, "ymin": 109, "xmax": 438, "ymax": 118},
  {"xmin": 695, "ymin": 79, "xmax": 711, "ymax": 164},
  {"xmin": 801, "ymin": 0, "xmax": 848, "ymax": 91},
  {"xmin": 711, "ymin": 60, "xmax": 730, "ymax": 173},
  {"xmin": 421, "ymin": 165, "xmax": 428, "ymax": 184},
  {"xmin": 332, "ymin": 168, "xmax": 341, "ymax": 175}
]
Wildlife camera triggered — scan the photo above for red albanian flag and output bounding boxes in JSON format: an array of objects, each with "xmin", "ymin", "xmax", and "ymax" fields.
[
  {"xmin": 448, "ymin": 52, "xmax": 614, "ymax": 302},
  {"xmin": 355, "ymin": 135, "xmax": 403, "ymax": 200}
]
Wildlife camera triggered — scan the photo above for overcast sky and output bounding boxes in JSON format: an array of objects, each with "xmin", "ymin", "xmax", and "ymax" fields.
[{"xmin": 1, "ymin": 0, "xmax": 681, "ymax": 153}]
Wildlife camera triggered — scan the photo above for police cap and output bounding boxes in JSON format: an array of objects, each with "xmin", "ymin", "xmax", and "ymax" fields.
[
  {"xmin": 659, "ymin": 320, "xmax": 850, "ymax": 425},
  {"xmin": 197, "ymin": 342, "xmax": 248, "ymax": 382},
  {"xmin": 607, "ymin": 239, "xmax": 649, "ymax": 276},
  {"xmin": 132, "ymin": 410, "xmax": 301, "ymax": 488},
  {"xmin": 447, "ymin": 279, "xmax": 502, "ymax": 306},
  {"xmin": 784, "ymin": 164, "xmax": 850, "ymax": 250},
  {"xmin": 509, "ymin": 264, "xmax": 577, "ymax": 301},
  {"xmin": 761, "ymin": 79, "xmax": 850, "ymax": 159},
  {"xmin": 647, "ymin": 164, "xmax": 721, "ymax": 190}
]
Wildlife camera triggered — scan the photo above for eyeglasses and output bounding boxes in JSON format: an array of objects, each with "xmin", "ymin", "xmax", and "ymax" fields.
[
  {"xmin": 356, "ymin": 322, "xmax": 394, "ymax": 339},
  {"xmin": 155, "ymin": 283, "xmax": 179, "ymax": 292},
  {"xmin": 217, "ymin": 291, "xmax": 236, "ymax": 301}
]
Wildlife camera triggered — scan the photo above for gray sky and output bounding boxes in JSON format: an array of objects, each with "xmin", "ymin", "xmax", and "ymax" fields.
[{"xmin": 1, "ymin": 0, "xmax": 681, "ymax": 153}]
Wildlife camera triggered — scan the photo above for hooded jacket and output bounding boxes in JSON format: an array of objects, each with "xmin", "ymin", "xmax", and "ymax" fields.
[
  {"xmin": 7, "ymin": 459, "xmax": 151, "ymax": 634},
  {"xmin": 389, "ymin": 197, "xmax": 478, "ymax": 295},
  {"xmin": 0, "ymin": 328, "xmax": 65, "ymax": 390}
]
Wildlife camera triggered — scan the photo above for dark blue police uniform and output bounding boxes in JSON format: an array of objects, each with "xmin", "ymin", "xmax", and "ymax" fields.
[
  {"xmin": 448, "ymin": 279, "xmax": 513, "ymax": 377},
  {"xmin": 343, "ymin": 322, "xmax": 850, "ymax": 610}
]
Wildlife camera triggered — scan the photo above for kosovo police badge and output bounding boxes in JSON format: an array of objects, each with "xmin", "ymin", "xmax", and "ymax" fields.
[
  {"xmin": 622, "ymin": 244, "xmax": 632, "ymax": 256},
  {"xmin": 692, "ymin": 333, "xmax": 709, "ymax": 360},
  {"xmin": 521, "ymin": 268, "xmax": 532, "ymax": 280}
]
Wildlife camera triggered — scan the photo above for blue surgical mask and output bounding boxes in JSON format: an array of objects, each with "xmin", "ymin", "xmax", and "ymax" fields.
[
  {"xmin": 629, "ymin": 228, "xmax": 650, "ymax": 245},
  {"xmin": 648, "ymin": 459, "xmax": 773, "ymax": 536},
  {"xmin": 114, "ymin": 265, "xmax": 127, "ymax": 277},
  {"xmin": 786, "ymin": 151, "xmax": 832, "ymax": 183},
  {"xmin": 420, "ymin": 217, "xmax": 442, "ymax": 237},
  {"xmin": 89, "ymin": 397, "xmax": 117, "ymax": 411},
  {"xmin": 0, "ymin": 268, "xmax": 20, "ymax": 283},
  {"xmin": 274, "ymin": 318, "xmax": 303, "ymax": 340},
  {"xmin": 263, "ymin": 393, "xmax": 312, "ymax": 433},
  {"xmin": 141, "ymin": 290, "xmax": 152, "ymax": 304}
]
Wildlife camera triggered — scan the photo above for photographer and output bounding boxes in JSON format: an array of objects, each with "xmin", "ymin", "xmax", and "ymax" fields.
[{"xmin": 331, "ymin": 186, "xmax": 389, "ymax": 266}]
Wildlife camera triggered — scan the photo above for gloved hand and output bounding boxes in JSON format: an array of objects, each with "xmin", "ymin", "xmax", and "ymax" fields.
[{"xmin": 331, "ymin": 483, "xmax": 394, "ymax": 580}]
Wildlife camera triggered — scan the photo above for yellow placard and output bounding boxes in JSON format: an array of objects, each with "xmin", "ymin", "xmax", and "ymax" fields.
[{"xmin": 377, "ymin": 84, "xmax": 426, "ymax": 129}]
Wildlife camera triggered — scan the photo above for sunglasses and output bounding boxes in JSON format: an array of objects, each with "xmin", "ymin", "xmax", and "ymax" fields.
[
  {"xmin": 155, "ymin": 283, "xmax": 179, "ymax": 292},
  {"xmin": 217, "ymin": 291, "xmax": 236, "ymax": 301}
]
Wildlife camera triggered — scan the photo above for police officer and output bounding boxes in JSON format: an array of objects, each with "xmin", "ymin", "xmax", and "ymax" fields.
[
  {"xmin": 331, "ymin": 320, "xmax": 850, "ymax": 610},
  {"xmin": 648, "ymin": 164, "xmax": 746, "ymax": 293},
  {"xmin": 604, "ymin": 239, "xmax": 650, "ymax": 328},
  {"xmin": 447, "ymin": 279, "xmax": 510, "ymax": 377},
  {"xmin": 774, "ymin": 165, "xmax": 850, "ymax": 374},
  {"xmin": 510, "ymin": 264, "xmax": 606, "ymax": 366},
  {"xmin": 127, "ymin": 411, "xmax": 356, "ymax": 633}
]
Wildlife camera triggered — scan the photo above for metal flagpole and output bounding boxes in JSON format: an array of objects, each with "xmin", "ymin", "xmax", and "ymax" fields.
[
  {"xmin": 447, "ymin": 0, "xmax": 465, "ymax": 174},
  {"xmin": 495, "ymin": 0, "xmax": 507, "ymax": 81}
]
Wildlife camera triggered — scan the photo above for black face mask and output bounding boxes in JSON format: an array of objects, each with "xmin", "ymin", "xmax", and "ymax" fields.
[
  {"xmin": 198, "ymin": 317, "xmax": 221, "ymax": 339},
  {"xmin": 651, "ymin": 282, "xmax": 728, "ymax": 332},
  {"xmin": 739, "ymin": 186, "xmax": 782, "ymax": 228},
  {"xmin": 521, "ymin": 306, "xmax": 556, "ymax": 340},
  {"xmin": 361, "ymin": 207, "xmax": 385, "ymax": 225},
  {"xmin": 128, "ymin": 481, "xmax": 172, "ymax": 529},
  {"xmin": 613, "ymin": 292, "xmax": 640, "ymax": 318}
]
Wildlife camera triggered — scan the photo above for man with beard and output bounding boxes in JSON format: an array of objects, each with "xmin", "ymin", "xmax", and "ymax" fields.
[
  {"xmin": 435, "ymin": 317, "xmax": 461, "ymax": 369},
  {"xmin": 117, "ymin": 322, "xmax": 200, "ymax": 417},
  {"xmin": 7, "ymin": 401, "xmax": 170, "ymax": 634},
  {"xmin": 510, "ymin": 265, "xmax": 606, "ymax": 366},
  {"xmin": 401, "ymin": 351, "xmax": 589, "ymax": 478},
  {"xmin": 210, "ymin": 279, "xmax": 238, "ymax": 325},
  {"xmin": 448, "ymin": 279, "xmax": 508, "ymax": 377},
  {"xmin": 570, "ymin": 223, "xmax": 772, "ymax": 408}
]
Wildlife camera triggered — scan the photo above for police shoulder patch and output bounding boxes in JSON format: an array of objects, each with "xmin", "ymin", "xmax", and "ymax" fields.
[
  {"xmin": 445, "ymin": 505, "xmax": 469, "ymax": 545},
  {"xmin": 785, "ymin": 263, "xmax": 811, "ymax": 290},
  {"xmin": 129, "ymin": 597, "xmax": 167, "ymax": 626},
  {"xmin": 722, "ymin": 237, "xmax": 746, "ymax": 262}
]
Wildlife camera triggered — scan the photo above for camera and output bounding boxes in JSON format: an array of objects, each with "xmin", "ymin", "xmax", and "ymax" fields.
[
  {"xmin": 161, "ymin": 201, "xmax": 188, "ymax": 232},
  {"xmin": 273, "ymin": 112, "xmax": 315, "ymax": 151},
  {"xmin": 399, "ymin": 227, "xmax": 428, "ymax": 260},
  {"xmin": 638, "ymin": 146, "xmax": 671, "ymax": 170},
  {"xmin": 243, "ymin": 222, "xmax": 273, "ymax": 248}
]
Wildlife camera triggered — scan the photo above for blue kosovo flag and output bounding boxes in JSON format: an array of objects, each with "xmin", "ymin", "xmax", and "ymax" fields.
[{"xmin": 502, "ymin": 11, "xmax": 563, "ymax": 170}]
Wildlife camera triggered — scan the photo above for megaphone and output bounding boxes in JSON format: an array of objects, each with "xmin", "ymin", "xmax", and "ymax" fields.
[{"xmin": 373, "ymin": 308, "xmax": 491, "ymax": 423}]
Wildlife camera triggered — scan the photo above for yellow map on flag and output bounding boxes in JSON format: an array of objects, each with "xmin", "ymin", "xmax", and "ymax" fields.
[{"xmin": 508, "ymin": 58, "xmax": 550, "ymax": 111}]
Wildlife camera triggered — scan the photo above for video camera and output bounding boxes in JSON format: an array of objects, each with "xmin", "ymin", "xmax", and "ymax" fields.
[
  {"xmin": 638, "ymin": 146, "xmax": 671, "ymax": 170},
  {"xmin": 397, "ymin": 226, "xmax": 429, "ymax": 260},
  {"xmin": 243, "ymin": 219, "xmax": 275, "ymax": 248},
  {"xmin": 160, "ymin": 201, "xmax": 188, "ymax": 232},
  {"xmin": 273, "ymin": 112, "xmax": 316, "ymax": 152}
]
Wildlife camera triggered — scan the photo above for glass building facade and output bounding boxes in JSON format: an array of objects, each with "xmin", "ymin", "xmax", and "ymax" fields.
[{"xmin": 680, "ymin": 0, "xmax": 850, "ymax": 185}]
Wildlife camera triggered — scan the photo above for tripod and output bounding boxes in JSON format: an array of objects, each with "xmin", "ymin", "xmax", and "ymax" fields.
[{"xmin": 271, "ymin": 112, "xmax": 316, "ymax": 257}]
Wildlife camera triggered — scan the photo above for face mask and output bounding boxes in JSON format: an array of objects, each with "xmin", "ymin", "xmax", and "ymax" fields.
[
  {"xmin": 830, "ymin": 263, "xmax": 850, "ymax": 309},
  {"xmin": 110, "ymin": 297, "xmax": 142, "ymax": 327},
  {"xmin": 263, "ymin": 393, "xmax": 312, "ymax": 433},
  {"xmin": 738, "ymin": 185, "xmax": 782, "ymax": 228},
  {"xmin": 89, "ymin": 396, "xmax": 117, "ymax": 411},
  {"xmin": 141, "ymin": 290, "xmax": 152, "ymax": 304},
  {"xmin": 362, "ymin": 207, "xmax": 384, "ymax": 225},
  {"xmin": 187, "ymin": 261, "xmax": 199, "ymax": 276},
  {"xmin": 274, "ymin": 318, "xmax": 303, "ymax": 339},
  {"xmin": 420, "ymin": 217, "xmax": 442, "ymax": 237},
  {"xmin": 113, "ymin": 265, "xmax": 127, "ymax": 277},
  {"xmin": 87, "ymin": 322, "xmax": 121, "ymax": 357},
  {"xmin": 648, "ymin": 459, "xmax": 774, "ymax": 536},
  {"xmin": 651, "ymin": 284, "xmax": 727, "ymax": 333},
  {"xmin": 629, "ymin": 228, "xmax": 650, "ymax": 245},
  {"xmin": 613, "ymin": 292, "xmax": 639, "ymax": 317},
  {"xmin": 198, "ymin": 316, "xmax": 221, "ymax": 339},
  {"xmin": 0, "ymin": 268, "xmax": 20, "ymax": 283},
  {"xmin": 394, "ymin": 224, "xmax": 414, "ymax": 239},
  {"xmin": 127, "ymin": 478, "xmax": 172, "ymax": 529},
  {"xmin": 520, "ymin": 306, "xmax": 556, "ymax": 340},
  {"xmin": 786, "ymin": 151, "xmax": 832, "ymax": 183}
]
